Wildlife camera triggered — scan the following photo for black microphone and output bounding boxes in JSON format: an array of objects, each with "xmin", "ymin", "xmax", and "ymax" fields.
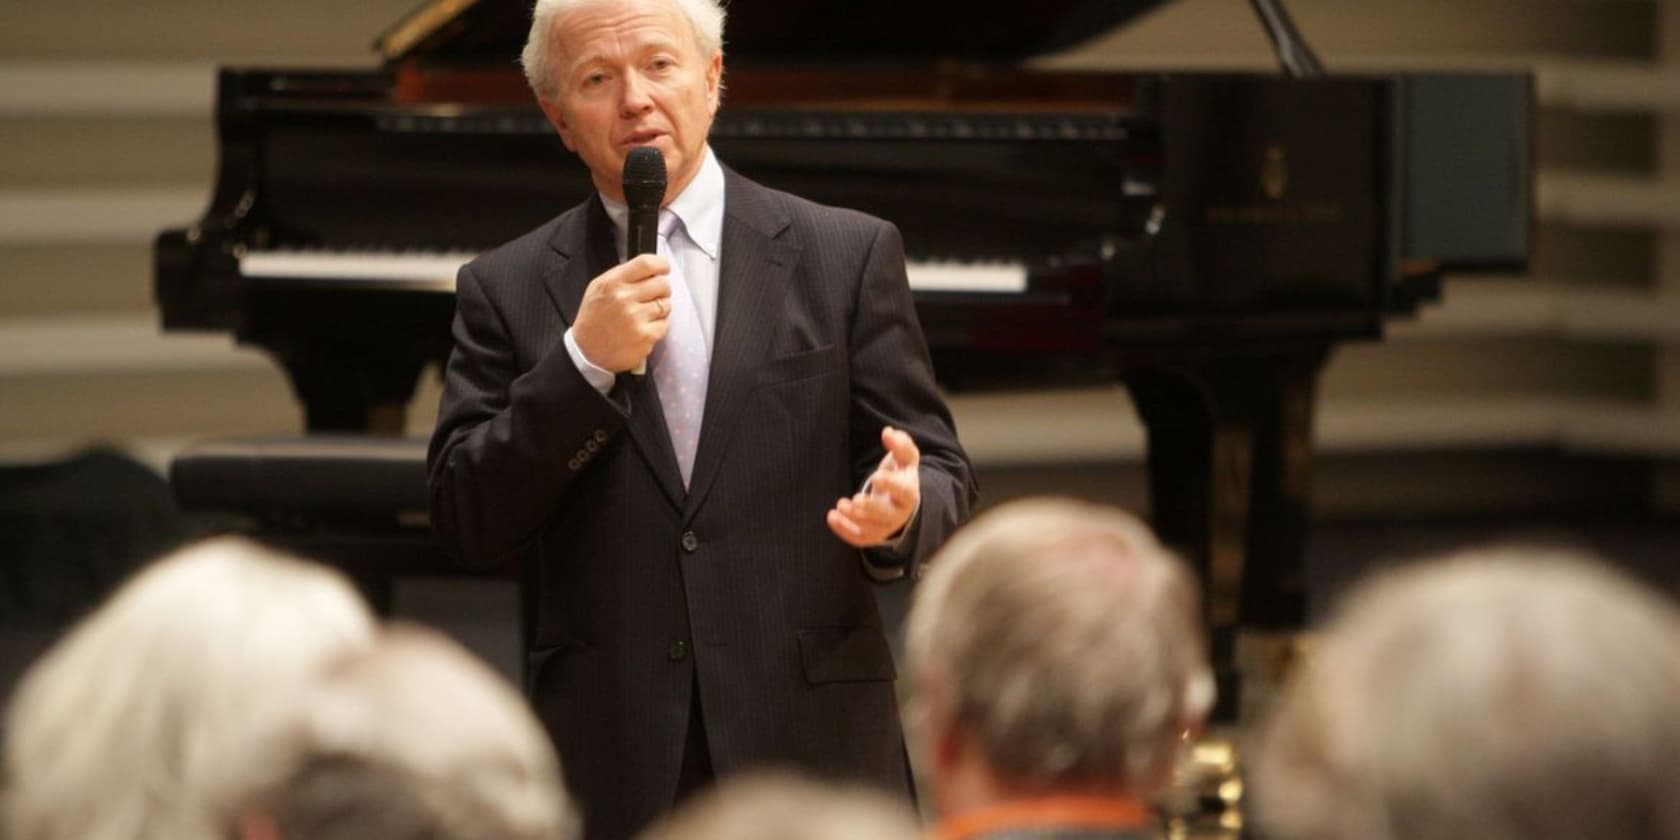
[{"xmin": 622, "ymin": 146, "xmax": 665, "ymax": 375}]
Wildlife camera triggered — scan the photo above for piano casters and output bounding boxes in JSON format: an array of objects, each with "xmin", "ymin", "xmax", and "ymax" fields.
[{"xmin": 1124, "ymin": 347, "xmax": 1326, "ymax": 723}]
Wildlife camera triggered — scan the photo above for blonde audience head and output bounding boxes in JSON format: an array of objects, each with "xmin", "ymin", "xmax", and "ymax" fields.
[
  {"xmin": 635, "ymin": 771, "xmax": 920, "ymax": 840},
  {"xmin": 213, "ymin": 624, "xmax": 575, "ymax": 840},
  {"xmin": 1254, "ymin": 548, "xmax": 1680, "ymax": 840},
  {"xmin": 2, "ymin": 536, "xmax": 376, "ymax": 840},
  {"xmin": 904, "ymin": 497, "xmax": 1213, "ymax": 812}
]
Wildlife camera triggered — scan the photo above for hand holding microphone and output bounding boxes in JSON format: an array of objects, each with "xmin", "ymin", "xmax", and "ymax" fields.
[{"xmin": 569, "ymin": 146, "xmax": 672, "ymax": 376}]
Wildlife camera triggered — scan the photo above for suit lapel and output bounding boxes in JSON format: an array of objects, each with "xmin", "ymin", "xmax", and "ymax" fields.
[
  {"xmin": 543, "ymin": 197, "xmax": 686, "ymax": 509},
  {"xmin": 683, "ymin": 174, "xmax": 797, "ymax": 517}
]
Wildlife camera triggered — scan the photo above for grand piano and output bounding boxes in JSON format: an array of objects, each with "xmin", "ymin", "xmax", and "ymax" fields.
[{"xmin": 156, "ymin": 0, "xmax": 1532, "ymax": 709}]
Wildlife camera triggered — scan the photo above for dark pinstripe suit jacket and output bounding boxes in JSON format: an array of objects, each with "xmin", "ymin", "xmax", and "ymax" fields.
[{"xmin": 427, "ymin": 169, "xmax": 976, "ymax": 840}]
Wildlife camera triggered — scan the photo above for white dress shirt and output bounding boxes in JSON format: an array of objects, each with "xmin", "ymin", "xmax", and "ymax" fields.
[{"xmin": 563, "ymin": 145, "xmax": 724, "ymax": 391}]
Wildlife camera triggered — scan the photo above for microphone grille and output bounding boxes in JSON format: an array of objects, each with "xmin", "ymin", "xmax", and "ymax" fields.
[{"xmin": 622, "ymin": 146, "xmax": 666, "ymax": 209}]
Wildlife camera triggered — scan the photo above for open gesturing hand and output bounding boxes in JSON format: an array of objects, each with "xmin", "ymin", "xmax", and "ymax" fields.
[{"xmin": 826, "ymin": 426, "xmax": 921, "ymax": 548}]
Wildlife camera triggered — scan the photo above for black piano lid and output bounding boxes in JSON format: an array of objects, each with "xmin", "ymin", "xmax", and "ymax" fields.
[{"xmin": 376, "ymin": 0, "xmax": 1173, "ymax": 65}]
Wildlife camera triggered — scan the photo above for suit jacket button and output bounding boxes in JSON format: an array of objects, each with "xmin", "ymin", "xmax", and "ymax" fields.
[
  {"xmin": 668, "ymin": 640, "xmax": 690, "ymax": 661},
  {"xmin": 680, "ymin": 531, "xmax": 700, "ymax": 553},
  {"xmin": 567, "ymin": 458, "xmax": 581, "ymax": 471},
  {"xmin": 594, "ymin": 429, "xmax": 609, "ymax": 443},
  {"xmin": 585, "ymin": 439, "xmax": 599, "ymax": 453}
]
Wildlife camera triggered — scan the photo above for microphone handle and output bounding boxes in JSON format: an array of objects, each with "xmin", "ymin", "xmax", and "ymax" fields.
[
  {"xmin": 627, "ymin": 208, "xmax": 659, "ymax": 257},
  {"xmin": 626, "ymin": 206, "xmax": 660, "ymax": 375}
]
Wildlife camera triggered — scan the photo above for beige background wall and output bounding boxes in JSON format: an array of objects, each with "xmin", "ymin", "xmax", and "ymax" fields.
[{"xmin": 1, "ymin": 0, "xmax": 1672, "ymax": 515}]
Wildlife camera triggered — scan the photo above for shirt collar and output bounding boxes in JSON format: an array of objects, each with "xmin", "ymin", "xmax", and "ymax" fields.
[
  {"xmin": 600, "ymin": 145, "xmax": 724, "ymax": 261},
  {"xmin": 933, "ymin": 794, "xmax": 1155, "ymax": 840}
]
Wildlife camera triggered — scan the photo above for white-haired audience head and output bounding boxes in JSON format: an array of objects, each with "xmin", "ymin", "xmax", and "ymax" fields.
[
  {"xmin": 635, "ymin": 771, "xmax": 921, "ymax": 840},
  {"xmin": 522, "ymin": 0, "xmax": 726, "ymax": 100},
  {"xmin": 904, "ymin": 497, "xmax": 1214, "ymax": 814},
  {"xmin": 214, "ymin": 624, "xmax": 577, "ymax": 840},
  {"xmin": 1253, "ymin": 548, "xmax": 1680, "ymax": 840},
  {"xmin": 2, "ymin": 536, "xmax": 376, "ymax": 840}
]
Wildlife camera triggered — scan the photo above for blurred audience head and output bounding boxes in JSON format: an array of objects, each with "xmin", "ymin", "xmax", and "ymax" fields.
[
  {"xmin": 635, "ymin": 771, "xmax": 920, "ymax": 840},
  {"xmin": 1254, "ymin": 548, "xmax": 1680, "ymax": 840},
  {"xmin": 904, "ymin": 497, "xmax": 1213, "ymax": 814},
  {"xmin": 213, "ymin": 624, "xmax": 576, "ymax": 840},
  {"xmin": 2, "ymin": 536, "xmax": 376, "ymax": 840}
]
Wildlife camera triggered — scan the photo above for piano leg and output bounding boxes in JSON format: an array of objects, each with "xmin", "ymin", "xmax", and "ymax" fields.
[
  {"xmin": 268, "ymin": 340, "xmax": 424, "ymax": 433},
  {"xmin": 1125, "ymin": 347, "xmax": 1324, "ymax": 720},
  {"xmin": 248, "ymin": 287, "xmax": 453, "ymax": 433},
  {"xmin": 1242, "ymin": 352, "xmax": 1321, "ymax": 630}
]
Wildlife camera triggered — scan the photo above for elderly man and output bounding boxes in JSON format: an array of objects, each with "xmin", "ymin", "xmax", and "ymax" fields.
[
  {"xmin": 425, "ymin": 0, "xmax": 976, "ymax": 837},
  {"xmin": 903, "ymin": 498, "xmax": 1215, "ymax": 840},
  {"xmin": 1252, "ymin": 549, "xmax": 1680, "ymax": 840}
]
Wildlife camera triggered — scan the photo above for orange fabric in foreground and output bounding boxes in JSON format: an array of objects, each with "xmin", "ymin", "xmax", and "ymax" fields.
[{"xmin": 934, "ymin": 794, "xmax": 1153, "ymax": 840}]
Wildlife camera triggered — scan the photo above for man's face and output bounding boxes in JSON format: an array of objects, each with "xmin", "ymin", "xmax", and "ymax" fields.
[{"xmin": 538, "ymin": 0, "xmax": 722, "ymax": 204}]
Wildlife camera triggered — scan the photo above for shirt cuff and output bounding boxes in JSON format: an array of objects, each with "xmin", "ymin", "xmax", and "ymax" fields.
[
  {"xmin": 881, "ymin": 496, "xmax": 920, "ymax": 554},
  {"xmin": 858, "ymin": 479, "xmax": 920, "ymax": 581},
  {"xmin": 564, "ymin": 328, "xmax": 617, "ymax": 395}
]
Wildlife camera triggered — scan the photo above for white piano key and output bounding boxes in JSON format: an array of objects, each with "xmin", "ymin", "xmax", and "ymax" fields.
[
  {"xmin": 240, "ymin": 250, "xmax": 476, "ymax": 288},
  {"xmin": 241, "ymin": 250, "xmax": 1029, "ymax": 294},
  {"xmin": 905, "ymin": 260, "xmax": 1028, "ymax": 293}
]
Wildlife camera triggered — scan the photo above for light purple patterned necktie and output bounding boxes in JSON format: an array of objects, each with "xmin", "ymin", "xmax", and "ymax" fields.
[{"xmin": 649, "ymin": 210, "xmax": 708, "ymax": 487}]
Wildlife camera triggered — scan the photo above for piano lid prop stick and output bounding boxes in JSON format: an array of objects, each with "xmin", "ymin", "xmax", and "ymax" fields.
[{"xmin": 623, "ymin": 145, "xmax": 666, "ymax": 376}]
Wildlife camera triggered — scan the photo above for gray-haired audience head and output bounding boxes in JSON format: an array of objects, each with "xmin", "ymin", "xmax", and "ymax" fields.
[
  {"xmin": 522, "ymin": 0, "xmax": 726, "ymax": 100},
  {"xmin": 1253, "ymin": 548, "xmax": 1680, "ymax": 840},
  {"xmin": 904, "ymin": 497, "xmax": 1214, "ymax": 803},
  {"xmin": 214, "ymin": 625, "xmax": 577, "ymax": 840},
  {"xmin": 635, "ymin": 771, "xmax": 921, "ymax": 840},
  {"xmin": 2, "ymin": 537, "xmax": 377, "ymax": 840}
]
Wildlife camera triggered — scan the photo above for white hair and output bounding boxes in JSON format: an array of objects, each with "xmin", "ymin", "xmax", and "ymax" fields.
[
  {"xmin": 2, "ymin": 537, "xmax": 376, "ymax": 840},
  {"xmin": 210, "ymin": 624, "xmax": 577, "ymax": 840},
  {"xmin": 1253, "ymin": 548, "xmax": 1680, "ymax": 840},
  {"xmin": 637, "ymin": 771, "xmax": 922, "ymax": 840},
  {"xmin": 522, "ymin": 0, "xmax": 726, "ymax": 100},
  {"xmin": 904, "ymin": 497, "xmax": 1214, "ymax": 794}
]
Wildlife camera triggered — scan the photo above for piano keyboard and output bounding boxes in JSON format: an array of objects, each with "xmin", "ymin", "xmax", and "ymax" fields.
[{"xmin": 239, "ymin": 250, "xmax": 1028, "ymax": 294}]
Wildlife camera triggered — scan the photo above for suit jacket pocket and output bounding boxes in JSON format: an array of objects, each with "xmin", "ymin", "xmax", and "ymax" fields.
[
  {"xmin": 761, "ymin": 344, "xmax": 842, "ymax": 385},
  {"xmin": 797, "ymin": 625, "xmax": 897, "ymax": 684}
]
